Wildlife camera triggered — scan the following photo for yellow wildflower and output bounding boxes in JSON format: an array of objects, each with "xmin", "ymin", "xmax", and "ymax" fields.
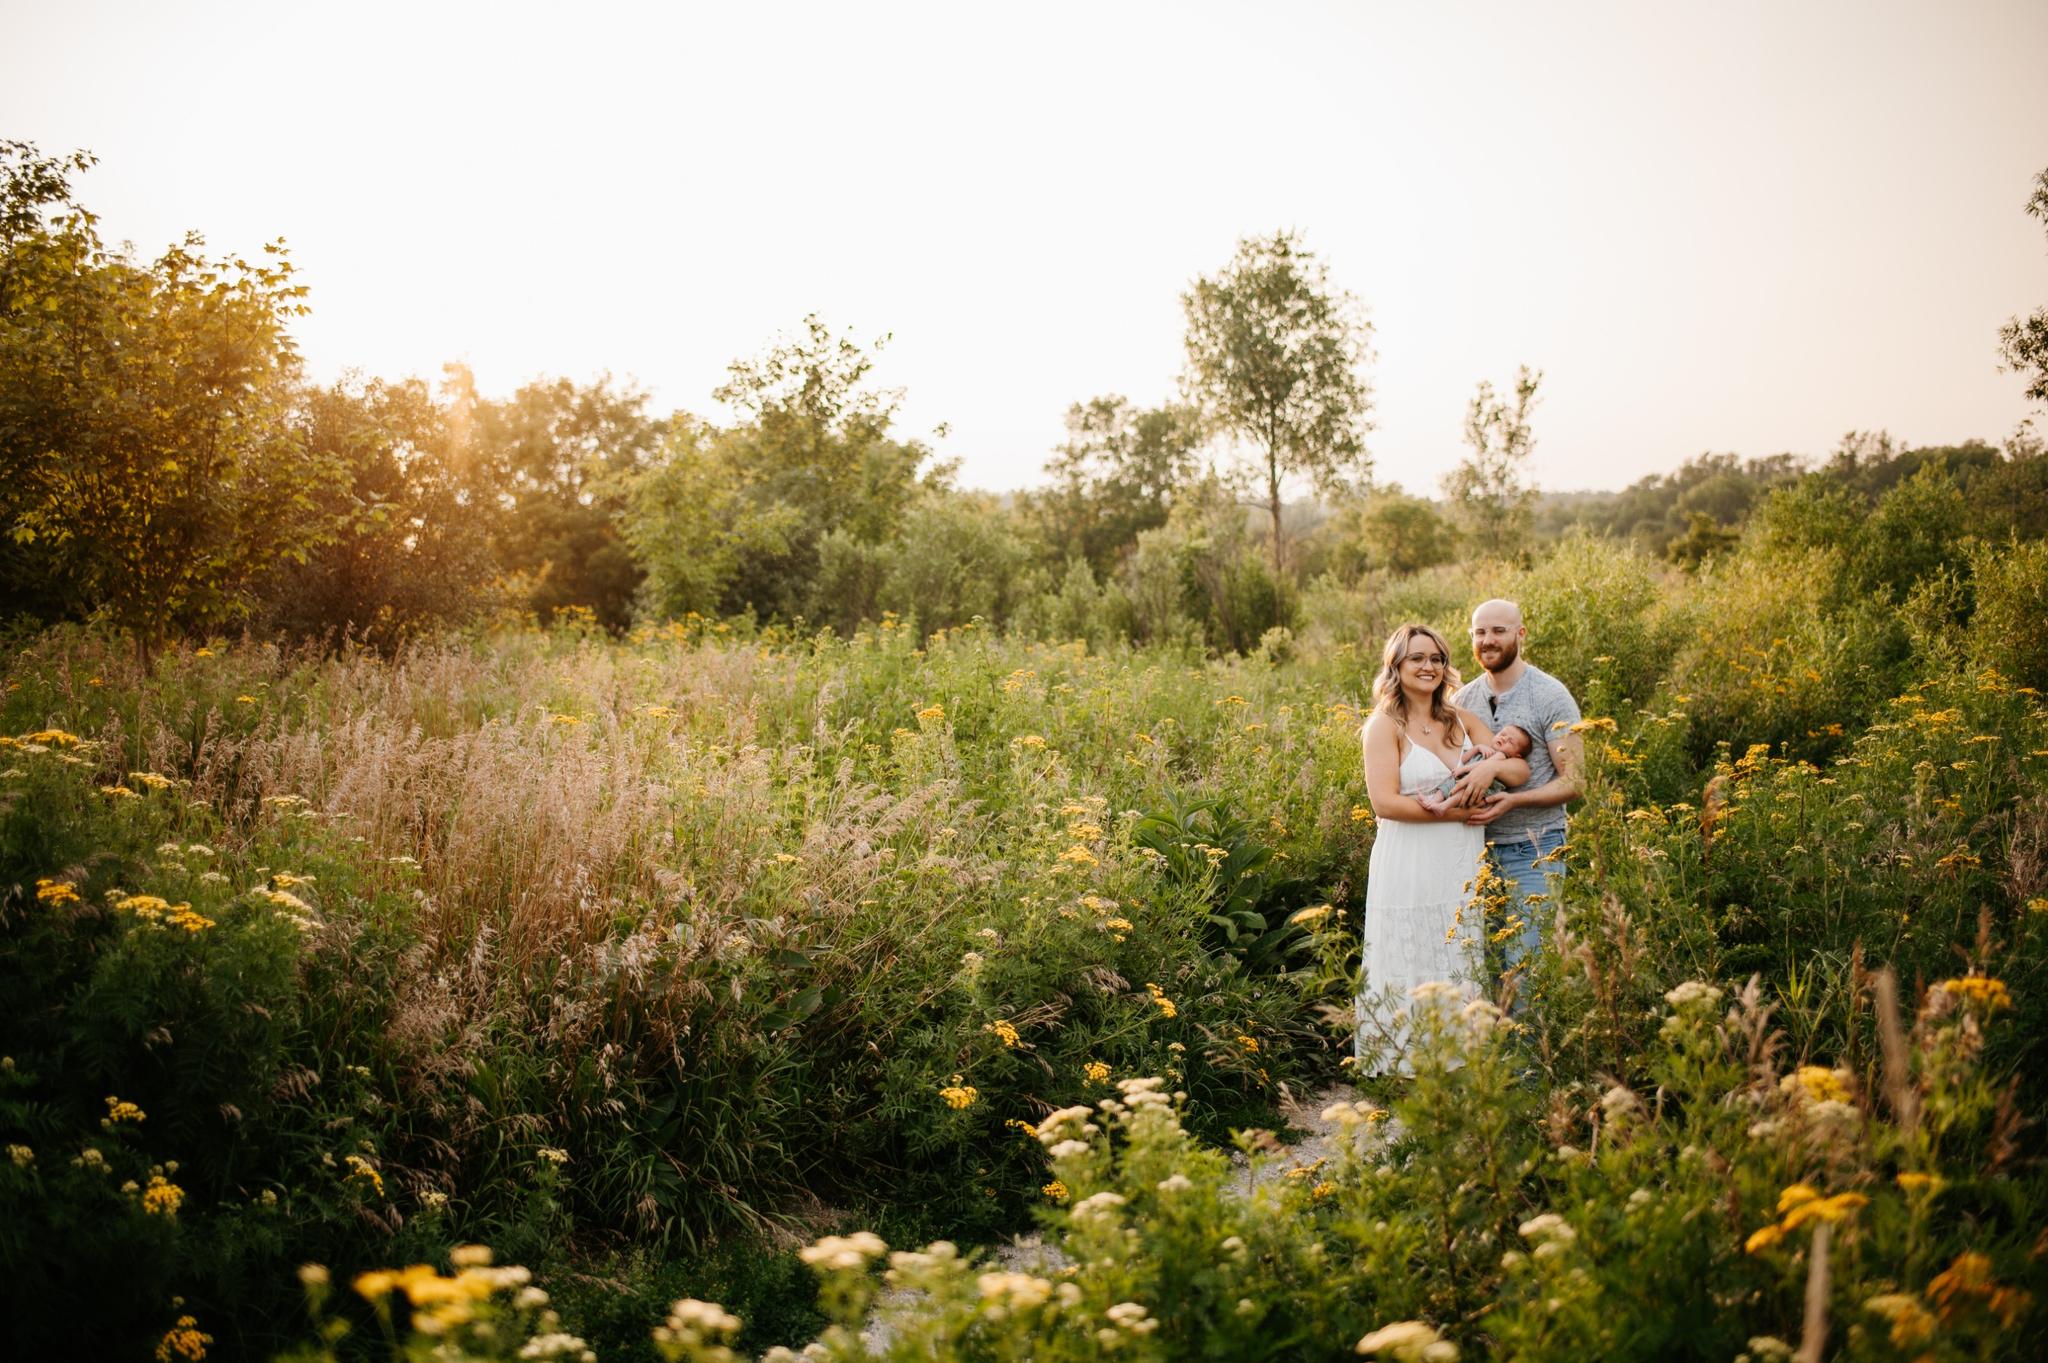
[
  {"xmin": 104, "ymin": 1096, "xmax": 146, "ymax": 1125},
  {"xmin": 100, "ymin": 784, "xmax": 139, "ymax": 799},
  {"xmin": 1781, "ymin": 1190, "xmax": 1868, "ymax": 1229},
  {"xmin": 1895, "ymin": 1171, "xmax": 1945, "ymax": 1195},
  {"xmin": 1083, "ymin": 1061, "xmax": 1111, "ymax": 1085},
  {"xmin": 1925, "ymin": 1251, "xmax": 2032, "ymax": 1325},
  {"xmin": 991, "ymin": 1019, "xmax": 1021, "ymax": 1048},
  {"xmin": 1145, "ymin": 983, "xmax": 1177, "ymax": 1019},
  {"xmin": 1351, "ymin": 806, "xmax": 1373, "ymax": 822},
  {"xmin": 939, "ymin": 1081, "xmax": 979, "ymax": 1110},
  {"xmin": 20, "ymin": 729, "xmax": 82, "ymax": 747},
  {"xmin": 344, "ymin": 1154, "xmax": 385, "ymax": 1198},
  {"xmin": 1058, "ymin": 845, "xmax": 1098, "ymax": 867},
  {"xmin": 1012, "ymin": 734, "xmax": 1047, "ymax": 749},
  {"xmin": 35, "ymin": 878, "xmax": 80, "ymax": 906},
  {"xmin": 1744, "ymin": 1223, "xmax": 1785, "ymax": 1254},
  {"xmin": 128, "ymin": 771, "xmax": 173, "ymax": 791},
  {"xmin": 1776, "ymin": 1184, "xmax": 1820, "ymax": 1214},
  {"xmin": 142, "ymin": 1174, "xmax": 184, "ymax": 1217},
  {"xmin": 1042, "ymin": 1179, "xmax": 1069, "ymax": 1202},
  {"xmin": 1784, "ymin": 1065, "xmax": 1852, "ymax": 1104},
  {"xmin": 916, "ymin": 704, "xmax": 946, "ymax": 724},
  {"xmin": 1288, "ymin": 904, "xmax": 1332, "ymax": 926},
  {"xmin": 1238, "ymin": 1035, "xmax": 1260, "ymax": 1053},
  {"xmin": 1939, "ymin": 976, "xmax": 2012, "ymax": 1011},
  {"xmin": 154, "ymin": 1315, "xmax": 212, "ymax": 1362}
]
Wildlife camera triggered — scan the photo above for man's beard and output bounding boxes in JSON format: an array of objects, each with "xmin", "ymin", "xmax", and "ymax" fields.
[{"xmin": 1478, "ymin": 639, "xmax": 1520, "ymax": 674}]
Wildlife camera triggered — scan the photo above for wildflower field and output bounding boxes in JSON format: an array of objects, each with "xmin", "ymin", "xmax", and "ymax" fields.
[{"xmin": 4, "ymin": 537, "xmax": 2047, "ymax": 1362}]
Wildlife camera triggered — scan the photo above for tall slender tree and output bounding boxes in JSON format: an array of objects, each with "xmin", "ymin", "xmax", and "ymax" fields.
[
  {"xmin": 2000, "ymin": 166, "xmax": 2048, "ymax": 403},
  {"xmin": 1444, "ymin": 365, "xmax": 1543, "ymax": 560},
  {"xmin": 1180, "ymin": 231, "xmax": 1373, "ymax": 577}
]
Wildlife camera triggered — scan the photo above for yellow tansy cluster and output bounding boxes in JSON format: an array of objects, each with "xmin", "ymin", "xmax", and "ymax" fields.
[
  {"xmin": 991, "ymin": 1019, "xmax": 1021, "ymax": 1048},
  {"xmin": 154, "ymin": 1314, "xmax": 212, "ymax": 1362},
  {"xmin": 1744, "ymin": 1183, "xmax": 1868, "ymax": 1253},
  {"xmin": 1145, "ymin": 983, "xmax": 1177, "ymax": 1019},
  {"xmin": 104, "ymin": 1096, "xmax": 146, "ymax": 1126},
  {"xmin": 1926, "ymin": 1250, "xmax": 2032, "ymax": 1327},
  {"xmin": 113, "ymin": 893, "xmax": 215, "ymax": 933},
  {"xmin": 35, "ymin": 877, "xmax": 80, "ymax": 906},
  {"xmin": 940, "ymin": 1076, "xmax": 979, "ymax": 1110},
  {"xmin": 1083, "ymin": 1061, "xmax": 1111, "ymax": 1085},
  {"xmin": 344, "ymin": 1154, "xmax": 385, "ymax": 1197},
  {"xmin": 354, "ymin": 1247, "xmax": 533, "ymax": 1335},
  {"xmin": 142, "ymin": 1173, "xmax": 185, "ymax": 1217},
  {"xmin": 1781, "ymin": 1065, "xmax": 1852, "ymax": 1104},
  {"xmin": 1938, "ymin": 976, "xmax": 2012, "ymax": 1011}
]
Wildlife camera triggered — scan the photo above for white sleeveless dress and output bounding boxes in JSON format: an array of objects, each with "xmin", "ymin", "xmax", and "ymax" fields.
[{"xmin": 1356, "ymin": 738, "xmax": 1487, "ymax": 1075}]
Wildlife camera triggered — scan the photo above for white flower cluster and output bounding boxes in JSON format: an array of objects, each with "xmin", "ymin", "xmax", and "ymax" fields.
[
  {"xmin": 1355, "ymin": 1319, "xmax": 1457, "ymax": 1360},
  {"xmin": 885, "ymin": 1240, "xmax": 960, "ymax": 1288},
  {"xmin": 656, "ymin": 1297, "xmax": 741, "ymax": 1343},
  {"xmin": 1096, "ymin": 1301, "xmax": 1158, "ymax": 1344},
  {"xmin": 1036, "ymin": 1104, "xmax": 1099, "ymax": 1150},
  {"xmin": 798, "ymin": 1230, "xmax": 887, "ymax": 1272},
  {"xmin": 1517, "ymin": 1212, "xmax": 1578, "ymax": 1259},
  {"xmin": 517, "ymin": 1331, "xmax": 594, "ymax": 1362},
  {"xmin": 1599, "ymin": 1084, "xmax": 1641, "ymax": 1119},
  {"xmin": 1070, "ymin": 1191, "xmax": 1128, "ymax": 1221},
  {"xmin": 976, "ymin": 1270, "xmax": 1080, "ymax": 1318},
  {"xmin": 1663, "ymin": 980, "xmax": 1723, "ymax": 1009}
]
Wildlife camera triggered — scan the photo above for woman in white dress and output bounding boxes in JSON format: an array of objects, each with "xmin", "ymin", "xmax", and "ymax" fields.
[{"xmin": 1356, "ymin": 623, "xmax": 1530, "ymax": 1075}]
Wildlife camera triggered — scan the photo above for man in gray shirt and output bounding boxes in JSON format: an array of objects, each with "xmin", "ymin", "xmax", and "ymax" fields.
[{"xmin": 1445, "ymin": 598, "xmax": 1583, "ymax": 1009}]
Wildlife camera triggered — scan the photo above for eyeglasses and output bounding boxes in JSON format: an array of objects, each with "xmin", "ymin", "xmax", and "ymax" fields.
[{"xmin": 1402, "ymin": 652, "xmax": 1447, "ymax": 667}]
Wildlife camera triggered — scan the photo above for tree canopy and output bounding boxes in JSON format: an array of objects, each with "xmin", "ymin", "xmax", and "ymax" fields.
[{"xmin": 1181, "ymin": 231, "xmax": 1373, "ymax": 578}]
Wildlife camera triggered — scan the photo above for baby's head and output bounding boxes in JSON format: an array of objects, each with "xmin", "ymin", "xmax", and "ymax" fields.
[{"xmin": 1491, "ymin": 724, "xmax": 1532, "ymax": 759}]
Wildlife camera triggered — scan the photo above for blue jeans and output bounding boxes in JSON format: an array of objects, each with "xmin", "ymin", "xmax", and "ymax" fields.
[{"xmin": 1488, "ymin": 825, "xmax": 1567, "ymax": 1002}]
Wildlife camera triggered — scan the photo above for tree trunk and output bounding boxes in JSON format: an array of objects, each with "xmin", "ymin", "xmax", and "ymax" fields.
[{"xmin": 1266, "ymin": 454, "xmax": 1285, "ymax": 581}]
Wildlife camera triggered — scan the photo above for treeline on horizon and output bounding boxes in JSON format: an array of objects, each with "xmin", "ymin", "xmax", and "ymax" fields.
[{"xmin": 7, "ymin": 138, "xmax": 2048, "ymax": 661}]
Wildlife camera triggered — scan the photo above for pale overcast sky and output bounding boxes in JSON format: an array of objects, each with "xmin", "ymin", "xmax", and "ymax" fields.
[{"xmin": 5, "ymin": 0, "xmax": 2045, "ymax": 493}]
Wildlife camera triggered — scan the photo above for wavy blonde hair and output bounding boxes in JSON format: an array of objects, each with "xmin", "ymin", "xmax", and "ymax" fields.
[{"xmin": 1371, "ymin": 622, "xmax": 1465, "ymax": 740}]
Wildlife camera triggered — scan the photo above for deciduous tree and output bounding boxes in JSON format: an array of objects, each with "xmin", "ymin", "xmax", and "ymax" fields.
[
  {"xmin": 1181, "ymin": 231, "xmax": 1372, "ymax": 578},
  {"xmin": 1444, "ymin": 365, "xmax": 1542, "ymax": 560},
  {"xmin": 0, "ymin": 141, "xmax": 324, "ymax": 659},
  {"xmin": 2000, "ymin": 166, "xmax": 2048, "ymax": 403},
  {"xmin": 1032, "ymin": 395, "xmax": 1204, "ymax": 576}
]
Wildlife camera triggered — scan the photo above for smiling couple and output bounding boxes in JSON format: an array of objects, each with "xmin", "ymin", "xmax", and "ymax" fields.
[{"xmin": 1354, "ymin": 599, "xmax": 1584, "ymax": 1076}]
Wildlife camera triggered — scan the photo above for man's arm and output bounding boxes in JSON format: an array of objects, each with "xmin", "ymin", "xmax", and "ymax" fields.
[{"xmin": 1465, "ymin": 731, "xmax": 1583, "ymax": 826}]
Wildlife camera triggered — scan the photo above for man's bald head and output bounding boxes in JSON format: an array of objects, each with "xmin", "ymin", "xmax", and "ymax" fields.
[
  {"xmin": 1469, "ymin": 599, "xmax": 1527, "ymax": 675},
  {"xmin": 1472, "ymin": 599, "xmax": 1524, "ymax": 632}
]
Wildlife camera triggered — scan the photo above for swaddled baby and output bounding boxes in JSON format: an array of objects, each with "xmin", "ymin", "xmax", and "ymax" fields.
[{"xmin": 1416, "ymin": 724, "xmax": 1532, "ymax": 812}]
